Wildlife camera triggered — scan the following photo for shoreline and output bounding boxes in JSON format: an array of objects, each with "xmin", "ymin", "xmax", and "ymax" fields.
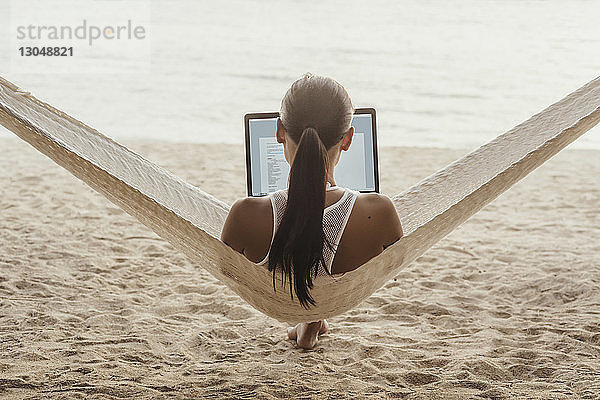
[{"xmin": 3, "ymin": 133, "xmax": 600, "ymax": 153}]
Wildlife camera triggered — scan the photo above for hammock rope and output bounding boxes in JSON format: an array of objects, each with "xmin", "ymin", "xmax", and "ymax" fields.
[{"xmin": 1, "ymin": 76, "xmax": 599, "ymax": 323}]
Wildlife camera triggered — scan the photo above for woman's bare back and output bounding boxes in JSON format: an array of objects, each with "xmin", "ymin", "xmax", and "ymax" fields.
[{"xmin": 220, "ymin": 188, "xmax": 403, "ymax": 274}]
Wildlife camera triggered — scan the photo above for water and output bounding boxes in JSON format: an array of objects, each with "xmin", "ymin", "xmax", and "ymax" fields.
[{"xmin": 1, "ymin": 0, "xmax": 599, "ymax": 149}]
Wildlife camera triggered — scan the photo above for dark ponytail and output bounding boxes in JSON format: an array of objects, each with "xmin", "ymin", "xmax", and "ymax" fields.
[
  {"xmin": 268, "ymin": 73, "xmax": 354, "ymax": 308},
  {"xmin": 268, "ymin": 127, "xmax": 332, "ymax": 308}
]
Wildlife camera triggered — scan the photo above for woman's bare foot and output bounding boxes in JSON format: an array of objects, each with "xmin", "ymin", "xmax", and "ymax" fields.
[{"xmin": 287, "ymin": 320, "xmax": 329, "ymax": 349}]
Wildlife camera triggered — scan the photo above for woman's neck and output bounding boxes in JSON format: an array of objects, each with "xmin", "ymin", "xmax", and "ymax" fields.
[
  {"xmin": 326, "ymin": 159, "xmax": 338, "ymax": 185},
  {"xmin": 325, "ymin": 170, "xmax": 336, "ymax": 189}
]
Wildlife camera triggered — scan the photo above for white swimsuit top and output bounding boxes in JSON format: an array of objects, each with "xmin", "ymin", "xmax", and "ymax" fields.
[{"xmin": 257, "ymin": 184, "xmax": 359, "ymax": 275}]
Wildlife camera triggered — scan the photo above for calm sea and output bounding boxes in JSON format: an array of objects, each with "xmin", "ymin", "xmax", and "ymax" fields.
[{"xmin": 1, "ymin": 0, "xmax": 599, "ymax": 149}]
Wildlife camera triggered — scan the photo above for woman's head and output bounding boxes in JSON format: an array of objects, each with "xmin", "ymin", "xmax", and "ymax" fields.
[
  {"xmin": 277, "ymin": 73, "xmax": 354, "ymax": 170},
  {"xmin": 268, "ymin": 73, "xmax": 354, "ymax": 308}
]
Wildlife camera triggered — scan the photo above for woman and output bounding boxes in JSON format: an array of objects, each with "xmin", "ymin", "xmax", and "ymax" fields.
[{"xmin": 221, "ymin": 74, "xmax": 403, "ymax": 349}]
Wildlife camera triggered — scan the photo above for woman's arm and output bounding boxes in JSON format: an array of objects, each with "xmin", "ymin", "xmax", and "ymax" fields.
[
  {"xmin": 379, "ymin": 195, "xmax": 403, "ymax": 250},
  {"xmin": 220, "ymin": 197, "xmax": 273, "ymax": 262},
  {"xmin": 220, "ymin": 198, "xmax": 249, "ymax": 255}
]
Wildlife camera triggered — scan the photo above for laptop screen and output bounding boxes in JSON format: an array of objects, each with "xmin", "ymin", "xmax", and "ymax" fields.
[{"xmin": 245, "ymin": 108, "xmax": 379, "ymax": 196}]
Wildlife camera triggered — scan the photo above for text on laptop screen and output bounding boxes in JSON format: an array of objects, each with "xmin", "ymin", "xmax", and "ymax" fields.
[{"xmin": 247, "ymin": 113, "xmax": 376, "ymax": 196}]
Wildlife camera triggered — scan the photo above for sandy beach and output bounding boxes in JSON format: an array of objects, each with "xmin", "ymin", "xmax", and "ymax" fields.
[{"xmin": 1, "ymin": 135, "xmax": 599, "ymax": 399}]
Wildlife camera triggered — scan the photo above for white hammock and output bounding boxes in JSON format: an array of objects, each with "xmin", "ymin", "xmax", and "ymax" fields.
[{"xmin": 1, "ymin": 76, "xmax": 598, "ymax": 323}]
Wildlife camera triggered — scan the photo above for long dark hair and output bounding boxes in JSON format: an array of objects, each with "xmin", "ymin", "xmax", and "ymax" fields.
[{"xmin": 268, "ymin": 73, "xmax": 354, "ymax": 308}]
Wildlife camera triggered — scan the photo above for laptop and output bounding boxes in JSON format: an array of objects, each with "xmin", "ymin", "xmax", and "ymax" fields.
[{"xmin": 244, "ymin": 107, "xmax": 379, "ymax": 197}]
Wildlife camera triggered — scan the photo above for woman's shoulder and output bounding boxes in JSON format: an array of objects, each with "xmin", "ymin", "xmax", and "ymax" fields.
[
  {"xmin": 353, "ymin": 192, "xmax": 400, "ymax": 226},
  {"xmin": 355, "ymin": 192, "xmax": 395, "ymax": 208},
  {"xmin": 221, "ymin": 196, "xmax": 273, "ymax": 253},
  {"xmin": 350, "ymin": 192, "xmax": 403, "ymax": 248},
  {"xmin": 224, "ymin": 197, "xmax": 271, "ymax": 238},
  {"xmin": 229, "ymin": 196, "xmax": 272, "ymax": 217}
]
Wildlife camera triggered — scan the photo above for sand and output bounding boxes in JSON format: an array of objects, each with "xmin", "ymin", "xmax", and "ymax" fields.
[{"xmin": 1, "ymin": 135, "xmax": 599, "ymax": 399}]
